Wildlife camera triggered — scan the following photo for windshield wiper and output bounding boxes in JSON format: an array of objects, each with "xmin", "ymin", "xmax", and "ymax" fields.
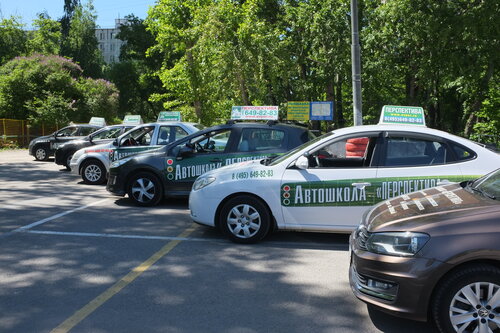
[{"xmin": 470, "ymin": 186, "xmax": 496, "ymax": 200}]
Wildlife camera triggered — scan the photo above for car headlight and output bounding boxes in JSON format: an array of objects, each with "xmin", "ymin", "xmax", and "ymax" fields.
[
  {"xmin": 365, "ymin": 232, "xmax": 429, "ymax": 257},
  {"xmin": 110, "ymin": 157, "xmax": 133, "ymax": 168},
  {"xmin": 192, "ymin": 176, "xmax": 216, "ymax": 191}
]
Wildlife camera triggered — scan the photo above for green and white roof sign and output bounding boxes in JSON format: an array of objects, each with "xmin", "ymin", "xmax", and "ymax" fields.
[
  {"xmin": 158, "ymin": 111, "xmax": 182, "ymax": 122},
  {"xmin": 379, "ymin": 105, "xmax": 426, "ymax": 126},
  {"xmin": 232, "ymin": 106, "xmax": 279, "ymax": 120},
  {"xmin": 123, "ymin": 115, "xmax": 143, "ymax": 125},
  {"xmin": 89, "ymin": 117, "xmax": 106, "ymax": 126}
]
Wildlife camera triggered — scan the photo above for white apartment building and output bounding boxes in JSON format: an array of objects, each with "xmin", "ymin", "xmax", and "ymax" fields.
[{"xmin": 95, "ymin": 19, "xmax": 128, "ymax": 63}]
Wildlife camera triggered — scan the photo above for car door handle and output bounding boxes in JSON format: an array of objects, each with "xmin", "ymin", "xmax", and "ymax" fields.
[
  {"xmin": 352, "ymin": 182, "xmax": 371, "ymax": 189},
  {"xmin": 210, "ymin": 158, "xmax": 222, "ymax": 163}
]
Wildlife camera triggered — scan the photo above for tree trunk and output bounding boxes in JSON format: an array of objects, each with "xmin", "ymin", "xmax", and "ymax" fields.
[{"xmin": 464, "ymin": 59, "xmax": 494, "ymax": 137}]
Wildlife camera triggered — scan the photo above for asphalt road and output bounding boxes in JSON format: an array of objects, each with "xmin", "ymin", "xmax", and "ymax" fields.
[{"xmin": 0, "ymin": 149, "xmax": 437, "ymax": 333}]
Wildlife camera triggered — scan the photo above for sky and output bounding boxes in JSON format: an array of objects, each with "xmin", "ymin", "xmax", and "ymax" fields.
[{"xmin": 0, "ymin": 0, "xmax": 157, "ymax": 28}]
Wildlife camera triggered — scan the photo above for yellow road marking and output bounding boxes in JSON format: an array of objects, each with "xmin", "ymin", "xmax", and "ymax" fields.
[{"xmin": 51, "ymin": 225, "xmax": 198, "ymax": 333}]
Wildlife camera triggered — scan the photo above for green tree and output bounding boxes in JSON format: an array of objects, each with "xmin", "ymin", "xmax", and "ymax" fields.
[
  {"xmin": 60, "ymin": 1, "xmax": 103, "ymax": 77},
  {"xmin": 27, "ymin": 13, "xmax": 62, "ymax": 55},
  {"xmin": 0, "ymin": 16, "xmax": 28, "ymax": 66},
  {"xmin": 0, "ymin": 54, "xmax": 118, "ymax": 124},
  {"xmin": 105, "ymin": 15, "xmax": 165, "ymax": 121}
]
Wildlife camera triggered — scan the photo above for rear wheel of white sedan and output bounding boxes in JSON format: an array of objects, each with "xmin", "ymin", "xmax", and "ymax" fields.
[{"xmin": 219, "ymin": 195, "xmax": 271, "ymax": 244}]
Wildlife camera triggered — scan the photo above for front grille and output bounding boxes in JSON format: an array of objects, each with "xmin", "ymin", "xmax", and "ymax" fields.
[{"xmin": 356, "ymin": 227, "xmax": 369, "ymax": 251}]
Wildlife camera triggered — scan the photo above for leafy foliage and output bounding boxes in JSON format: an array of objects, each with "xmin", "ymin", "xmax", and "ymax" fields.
[{"xmin": 0, "ymin": 54, "xmax": 118, "ymax": 125}]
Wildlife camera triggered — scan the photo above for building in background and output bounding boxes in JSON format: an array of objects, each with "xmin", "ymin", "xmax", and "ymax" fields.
[{"xmin": 95, "ymin": 19, "xmax": 128, "ymax": 64}]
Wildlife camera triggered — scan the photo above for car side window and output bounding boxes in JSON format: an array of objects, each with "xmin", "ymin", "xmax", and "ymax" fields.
[
  {"xmin": 57, "ymin": 127, "xmax": 78, "ymax": 137},
  {"xmin": 79, "ymin": 127, "xmax": 98, "ymax": 136},
  {"xmin": 187, "ymin": 129, "xmax": 231, "ymax": 154},
  {"xmin": 309, "ymin": 135, "xmax": 378, "ymax": 168},
  {"xmin": 158, "ymin": 126, "xmax": 171, "ymax": 145},
  {"xmin": 173, "ymin": 126, "xmax": 189, "ymax": 141},
  {"xmin": 383, "ymin": 137, "xmax": 450, "ymax": 167},
  {"xmin": 92, "ymin": 128, "xmax": 121, "ymax": 139},
  {"xmin": 450, "ymin": 143, "xmax": 476, "ymax": 161},
  {"xmin": 120, "ymin": 126, "xmax": 154, "ymax": 146},
  {"xmin": 237, "ymin": 128, "xmax": 285, "ymax": 152}
]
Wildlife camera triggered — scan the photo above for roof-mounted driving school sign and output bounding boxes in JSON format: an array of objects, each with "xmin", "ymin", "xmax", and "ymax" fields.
[
  {"xmin": 89, "ymin": 117, "xmax": 106, "ymax": 126},
  {"xmin": 231, "ymin": 106, "xmax": 279, "ymax": 120},
  {"xmin": 158, "ymin": 111, "xmax": 182, "ymax": 122},
  {"xmin": 122, "ymin": 115, "xmax": 143, "ymax": 125},
  {"xmin": 379, "ymin": 105, "xmax": 426, "ymax": 126}
]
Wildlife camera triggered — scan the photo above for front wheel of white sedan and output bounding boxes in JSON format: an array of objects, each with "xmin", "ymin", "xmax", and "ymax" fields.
[{"xmin": 219, "ymin": 195, "xmax": 271, "ymax": 244}]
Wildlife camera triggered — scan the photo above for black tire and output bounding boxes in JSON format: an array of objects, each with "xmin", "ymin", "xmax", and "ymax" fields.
[
  {"xmin": 432, "ymin": 264, "xmax": 500, "ymax": 333},
  {"xmin": 81, "ymin": 159, "xmax": 106, "ymax": 185},
  {"xmin": 34, "ymin": 145, "xmax": 49, "ymax": 161},
  {"xmin": 64, "ymin": 152, "xmax": 74, "ymax": 170},
  {"xmin": 127, "ymin": 172, "xmax": 163, "ymax": 206},
  {"xmin": 219, "ymin": 195, "xmax": 271, "ymax": 244}
]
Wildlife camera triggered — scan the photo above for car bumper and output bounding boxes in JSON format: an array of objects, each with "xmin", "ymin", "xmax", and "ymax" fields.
[
  {"xmin": 348, "ymin": 233, "xmax": 449, "ymax": 322},
  {"xmin": 106, "ymin": 171, "xmax": 126, "ymax": 196},
  {"xmin": 54, "ymin": 150, "xmax": 65, "ymax": 165},
  {"xmin": 188, "ymin": 188, "xmax": 221, "ymax": 227}
]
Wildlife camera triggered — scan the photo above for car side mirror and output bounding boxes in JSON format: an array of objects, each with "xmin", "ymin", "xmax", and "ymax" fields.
[
  {"xmin": 178, "ymin": 145, "xmax": 194, "ymax": 158},
  {"xmin": 113, "ymin": 139, "xmax": 118, "ymax": 147},
  {"xmin": 295, "ymin": 155, "xmax": 309, "ymax": 170}
]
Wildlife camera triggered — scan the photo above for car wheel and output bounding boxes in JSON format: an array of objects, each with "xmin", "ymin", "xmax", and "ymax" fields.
[
  {"xmin": 432, "ymin": 264, "xmax": 500, "ymax": 333},
  {"xmin": 81, "ymin": 159, "xmax": 106, "ymax": 185},
  {"xmin": 127, "ymin": 172, "xmax": 163, "ymax": 206},
  {"xmin": 65, "ymin": 152, "xmax": 74, "ymax": 170},
  {"xmin": 34, "ymin": 146, "xmax": 49, "ymax": 161},
  {"xmin": 219, "ymin": 195, "xmax": 271, "ymax": 244}
]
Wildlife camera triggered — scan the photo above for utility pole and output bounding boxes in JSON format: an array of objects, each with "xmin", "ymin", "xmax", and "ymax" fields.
[{"xmin": 351, "ymin": 0, "xmax": 363, "ymax": 125}]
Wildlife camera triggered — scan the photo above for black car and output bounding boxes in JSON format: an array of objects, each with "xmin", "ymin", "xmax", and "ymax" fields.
[
  {"xmin": 107, "ymin": 121, "xmax": 315, "ymax": 206},
  {"xmin": 54, "ymin": 124, "xmax": 136, "ymax": 169},
  {"xmin": 28, "ymin": 124, "xmax": 102, "ymax": 161}
]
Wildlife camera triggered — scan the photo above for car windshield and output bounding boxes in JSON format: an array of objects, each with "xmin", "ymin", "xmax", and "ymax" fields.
[
  {"xmin": 468, "ymin": 169, "xmax": 500, "ymax": 200},
  {"xmin": 267, "ymin": 131, "xmax": 335, "ymax": 166}
]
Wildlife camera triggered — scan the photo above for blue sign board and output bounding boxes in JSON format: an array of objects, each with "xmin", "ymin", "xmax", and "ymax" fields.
[{"xmin": 310, "ymin": 101, "xmax": 334, "ymax": 121}]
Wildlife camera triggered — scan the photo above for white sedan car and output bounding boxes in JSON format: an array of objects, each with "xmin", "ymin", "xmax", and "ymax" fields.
[
  {"xmin": 70, "ymin": 122, "xmax": 202, "ymax": 184},
  {"xmin": 189, "ymin": 124, "xmax": 500, "ymax": 243}
]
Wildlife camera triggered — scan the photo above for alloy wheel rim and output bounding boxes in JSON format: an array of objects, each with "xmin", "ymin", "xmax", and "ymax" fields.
[
  {"xmin": 131, "ymin": 178, "xmax": 155, "ymax": 203},
  {"xmin": 449, "ymin": 282, "xmax": 500, "ymax": 332},
  {"xmin": 84, "ymin": 165, "xmax": 102, "ymax": 182},
  {"xmin": 226, "ymin": 204, "xmax": 261, "ymax": 239},
  {"xmin": 36, "ymin": 149, "xmax": 46, "ymax": 160}
]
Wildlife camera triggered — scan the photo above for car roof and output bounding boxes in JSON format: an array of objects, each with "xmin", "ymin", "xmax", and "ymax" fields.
[{"xmin": 329, "ymin": 124, "xmax": 483, "ymax": 146}]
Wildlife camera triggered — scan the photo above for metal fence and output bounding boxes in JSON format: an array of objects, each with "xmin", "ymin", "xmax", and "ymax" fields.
[{"xmin": 0, "ymin": 119, "xmax": 60, "ymax": 147}]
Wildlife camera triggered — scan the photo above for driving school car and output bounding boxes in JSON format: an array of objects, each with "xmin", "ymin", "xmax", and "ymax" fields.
[
  {"xmin": 28, "ymin": 124, "xmax": 102, "ymax": 161},
  {"xmin": 106, "ymin": 121, "xmax": 315, "ymax": 206},
  {"xmin": 70, "ymin": 122, "xmax": 202, "ymax": 185},
  {"xmin": 54, "ymin": 124, "xmax": 135, "ymax": 169},
  {"xmin": 189, "ymin": 124, "xmax": 500, "ymax": 243}
]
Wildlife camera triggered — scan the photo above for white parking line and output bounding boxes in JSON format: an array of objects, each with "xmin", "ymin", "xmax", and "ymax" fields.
[
  {"xmin": 25, "ymin": 229, "xmax": 214, "ymax": 242},
  {"xmin": 2, "ymin": 199, "xmax": 109, "ymax": 237}
]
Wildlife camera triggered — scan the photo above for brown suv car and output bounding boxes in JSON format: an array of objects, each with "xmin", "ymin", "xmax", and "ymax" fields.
[{"xmin": 349, "ymin": 169, "xmax": 500, "ymax": 333}]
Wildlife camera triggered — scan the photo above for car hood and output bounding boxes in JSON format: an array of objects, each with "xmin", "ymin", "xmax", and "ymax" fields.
[
  {"xmin": 204, "ymin": 159, "xmax": 263, "ymax": 177},
  {"xmin": 364, "ymin": 183, "xmax": 500, "ymax": 233}
]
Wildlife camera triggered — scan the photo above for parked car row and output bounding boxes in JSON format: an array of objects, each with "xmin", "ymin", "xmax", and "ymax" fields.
[{"xmin": 28, "ymin": 117, "xmax": 500, "ymax": 333}]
